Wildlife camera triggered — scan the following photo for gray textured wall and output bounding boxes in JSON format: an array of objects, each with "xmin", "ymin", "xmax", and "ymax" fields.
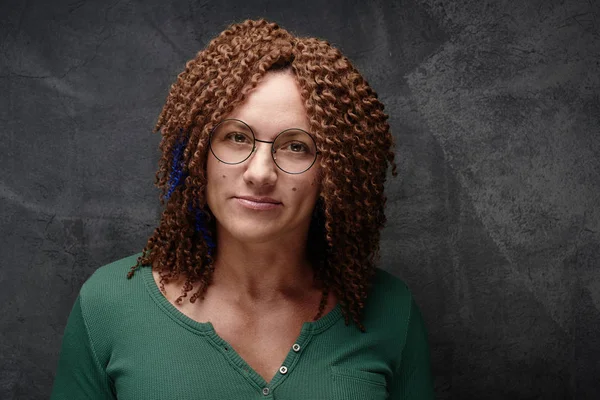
[{"xmin": 1, "ymin": 0, "xmax": 599, "ymax": 398}]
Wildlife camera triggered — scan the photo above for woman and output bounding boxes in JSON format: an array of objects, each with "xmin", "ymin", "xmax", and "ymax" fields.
[{"xmin": 51, "ymin": 18, "xmax": 435, "ymax": 399}]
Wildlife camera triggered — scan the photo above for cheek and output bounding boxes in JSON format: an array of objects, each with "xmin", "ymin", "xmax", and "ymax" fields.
[
  {"xmin": 289, "ymin": 173, "xmax": 321, "ymax": 201},
  {"xmin": 205, "ymin": 157, "xmax": 224, "ymax": 200},
  {"xmin": 207, "ymin": 156, "xmax": 227, "ymax": 180},
  {"xmin": 310, "ymin": 170, "xmax": 322, "ymax": 189}
]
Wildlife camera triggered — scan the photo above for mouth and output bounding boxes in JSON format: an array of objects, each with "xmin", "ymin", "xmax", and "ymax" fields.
[
  {"xmin": 234, "ymin": 197, "xmax": 282, "ymax": 211},
  {"xmin": 234, "ymin": 196, "xmax": 282, "ymax": 204}
]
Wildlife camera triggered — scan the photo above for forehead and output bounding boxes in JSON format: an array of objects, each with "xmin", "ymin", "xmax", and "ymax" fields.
[{"xmin": 226, "ymin": 71, "xmax": 310, "ymax": 135}]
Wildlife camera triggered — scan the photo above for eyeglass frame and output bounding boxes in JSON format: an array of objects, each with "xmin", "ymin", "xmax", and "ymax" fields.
[{"xmin": 208, "ymin": 118, "xmax": 322, "ymax": 175}]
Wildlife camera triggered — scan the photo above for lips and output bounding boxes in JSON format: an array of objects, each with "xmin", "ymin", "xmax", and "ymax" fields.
[
  {"xmin": 235, "ymin": 196, "xmax": 281, "ymax": 204},
  {"xmin": 234, "ymin": 197, "xmax": 282, "ymax": 211}
]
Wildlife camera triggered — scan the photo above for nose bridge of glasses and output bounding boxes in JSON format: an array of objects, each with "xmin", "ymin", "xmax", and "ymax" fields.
[{"xmin": 251, "ymin": 137, "xmax": 276, "ymax": 155}]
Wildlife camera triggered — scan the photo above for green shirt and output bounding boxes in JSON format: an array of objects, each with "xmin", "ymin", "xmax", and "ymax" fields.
[{"xmin": 51, "ymin": 253, "xmax": 435, "ymax": 399}]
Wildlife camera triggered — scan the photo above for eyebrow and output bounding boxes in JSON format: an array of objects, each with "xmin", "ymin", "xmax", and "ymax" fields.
[{"xmin": 244, "ymin": 122, "xmax": 314, "ymax": 140}]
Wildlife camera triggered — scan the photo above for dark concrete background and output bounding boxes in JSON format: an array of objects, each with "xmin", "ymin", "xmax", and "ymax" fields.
[{"xmin": 1, "ymin": 0, "xmax": 599, "ymax": 398}]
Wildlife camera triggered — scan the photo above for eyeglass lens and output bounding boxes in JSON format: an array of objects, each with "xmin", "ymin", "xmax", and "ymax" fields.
[{"xmin": 210, "ymin": 119, "xmax": 317, "ymax": 174}]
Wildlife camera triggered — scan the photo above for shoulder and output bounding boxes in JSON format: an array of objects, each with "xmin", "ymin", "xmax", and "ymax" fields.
[
  {"xmin": 78, "ymin": 252, "xmax": 146, "ymax": 311},
  {"xmin": 362, "ymin": 267, "xmax": 418, "ymax": 332},
  {"xmin": 65, "ymin": 253, "xmax": 149, "ymax": 366},
  {"xmin": 81, "ymin": 252, "xmax": 144, "ymax": 288},
  {"xmin": 371, "ymin": 267, "xmax": 413, "ymax": 305}
]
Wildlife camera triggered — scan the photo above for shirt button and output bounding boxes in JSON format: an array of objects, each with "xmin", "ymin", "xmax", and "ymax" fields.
[
  {"xmin": 292, "ymin": 343, "xmax": 300, "ymax": 352},
  {"xmin": 262, "ymin": 387, "xmax": 270, "ymax": 395},
  {"xmin": 279, "ymin": 366, "xmax": 288, "ymax": 374}
]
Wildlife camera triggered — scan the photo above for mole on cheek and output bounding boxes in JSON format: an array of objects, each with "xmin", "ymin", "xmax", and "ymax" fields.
[
  {"xmin": 292, "ymin": 187, "xmax": 297, "ymax": 191},
  {"xmin": 222, "ymin": 175, "xmax": 226, "ymax": 178}
]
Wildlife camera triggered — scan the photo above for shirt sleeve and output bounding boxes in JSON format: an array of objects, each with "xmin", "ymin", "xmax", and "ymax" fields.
[
  {"xmin": 388, "ymin": 294, "xmax": 436, "ymax": 399},
  {"xmin": 50, "ymin": 295, "xmax": 116, "ymax": 400}
]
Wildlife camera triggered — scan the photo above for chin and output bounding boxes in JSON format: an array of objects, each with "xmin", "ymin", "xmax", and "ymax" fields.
[
  {"xmin": 230, "ymin": 228, "xmax": 283, "ymax": 244},
  {"xmin": 221, "ymin": 218, "xmax": 283, "ymax": 240}
]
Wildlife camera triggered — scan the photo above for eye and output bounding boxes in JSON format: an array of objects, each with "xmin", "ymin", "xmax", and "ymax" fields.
[
  {"xmin": 290, "ymin": 142, "xmax": 308, "ymax": 153},
  {"xmin": 225, "ymin": 132, "xmax": 251, "ymax": 143},
  {"xmin": 280, "ymin": 141, "xmax": 309, "ymax": 153}
]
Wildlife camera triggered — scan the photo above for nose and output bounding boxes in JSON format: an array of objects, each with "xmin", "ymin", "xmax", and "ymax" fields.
[{"xmin": 242, "ymin": 140, "xmax": 278, "ymax": 185}]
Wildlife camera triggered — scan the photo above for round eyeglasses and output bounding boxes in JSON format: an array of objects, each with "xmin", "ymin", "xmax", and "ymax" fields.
[{"xmin": 209, "ymin": 119, "xmax": 321, "ymax": 174}]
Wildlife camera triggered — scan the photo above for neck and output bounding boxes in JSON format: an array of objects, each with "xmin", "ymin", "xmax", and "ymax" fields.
[{"xmin": 211, "ymin": 227, "xmax": 317, "ymax": 307}]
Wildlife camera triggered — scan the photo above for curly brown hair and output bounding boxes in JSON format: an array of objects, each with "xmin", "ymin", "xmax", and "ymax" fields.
[{"xmin": 126, "ymin": 18, "xmax": 398, "ymax": 333}]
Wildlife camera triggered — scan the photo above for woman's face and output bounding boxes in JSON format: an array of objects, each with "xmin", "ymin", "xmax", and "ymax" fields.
[{"xmin": 205, "ymin": 70, "xmax": 322, "ymax": 245}]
